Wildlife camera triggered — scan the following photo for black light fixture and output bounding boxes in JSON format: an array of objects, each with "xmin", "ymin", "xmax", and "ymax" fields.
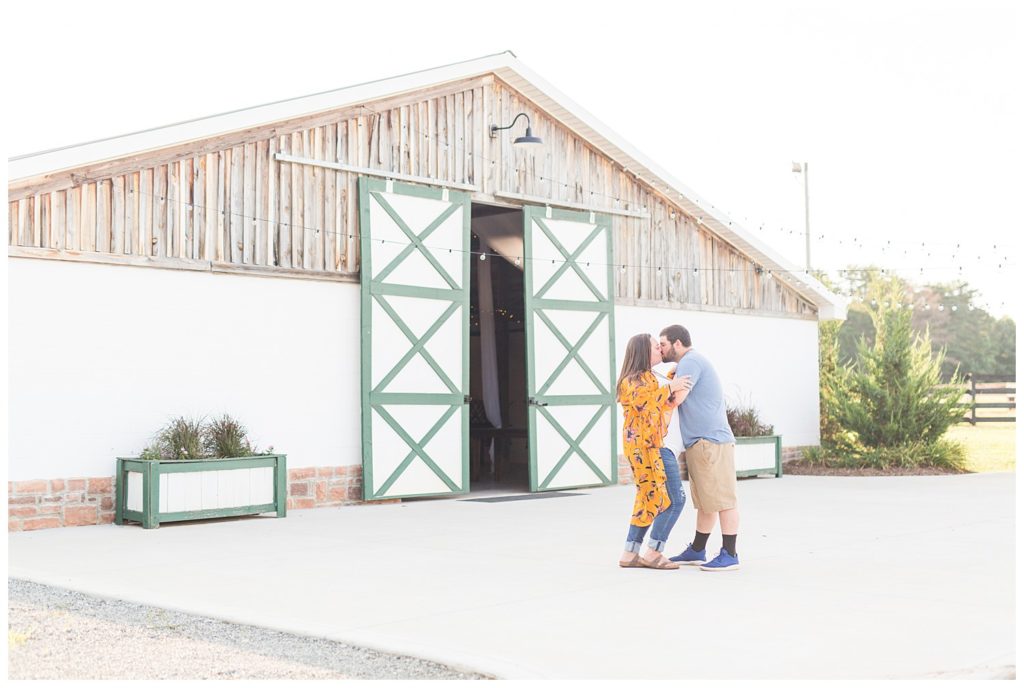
[{"xmin": 489, "ymin": 112, "xmax": 543, "ymax": 147}]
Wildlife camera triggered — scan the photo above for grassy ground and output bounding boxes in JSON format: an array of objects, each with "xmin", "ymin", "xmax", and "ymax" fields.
[{"xmin": 945, "ymin": 422, "xmax": 1016, "ymax": 473}]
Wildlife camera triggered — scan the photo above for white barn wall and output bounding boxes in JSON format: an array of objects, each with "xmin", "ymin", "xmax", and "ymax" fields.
[
  {"xmin": 7, "ymin": 261, "xmax": 821, "ymax": 485},
  {"xmin": 613, "ymin": 305, "xmax": 821, "ymax": 449},
  {"xmin": 7, "ymin": 259, "xmax": 362, "ymax": 481}
]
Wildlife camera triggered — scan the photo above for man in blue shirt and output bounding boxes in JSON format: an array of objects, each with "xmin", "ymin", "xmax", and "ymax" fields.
[{"xmin": 658, "ymin": 324, "xmax": 740, "ymax": 571}]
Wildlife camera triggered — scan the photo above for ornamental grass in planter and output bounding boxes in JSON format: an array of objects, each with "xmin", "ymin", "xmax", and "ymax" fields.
[
  {"xmin": 117, "ymin": 415, "xmax": 286, "ymax": 528},
  {"xmin": 726, "ymin": 403, "xmax": 782, "ymax": 478}
]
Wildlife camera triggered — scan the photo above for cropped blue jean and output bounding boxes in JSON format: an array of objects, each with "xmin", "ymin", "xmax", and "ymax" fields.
[{"xmin": 624, "ymin": 447, "xmax": 686, "ymax": 552}]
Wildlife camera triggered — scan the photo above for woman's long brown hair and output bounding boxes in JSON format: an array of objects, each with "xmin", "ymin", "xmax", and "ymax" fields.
[{"xmin": 617, "ymin": 333, "xmax": 653, "ymax": 398}]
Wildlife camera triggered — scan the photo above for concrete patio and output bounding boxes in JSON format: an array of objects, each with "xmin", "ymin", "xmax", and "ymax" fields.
[{"xmin": 7, "ymin": 473, "xmax": 1016, "ymax": 679}]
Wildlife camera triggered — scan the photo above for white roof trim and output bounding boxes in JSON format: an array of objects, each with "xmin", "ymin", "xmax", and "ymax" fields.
[{"xmin": 8, "ymin": 51, "xmax": 846, "ymax": 318}]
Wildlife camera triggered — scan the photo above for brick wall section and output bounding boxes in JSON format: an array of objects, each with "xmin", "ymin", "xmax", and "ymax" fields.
[
  {"xmin": 9, "ymin": 465, "xmax": 395, "ymax": 532},
  {"xmin": 286, "ymin": 465, "xmax": 399, "ymax": 509},
  {"xmin": 617, "ymin": 455, "xmax": 632, "ymax": 485},
  {"xmin": 782, "ymin": 446, "xmax": 814, "ymax": 464},
  {"xmin": 8, "ymin": 478, "xmax": 115, "ymax": 531}
]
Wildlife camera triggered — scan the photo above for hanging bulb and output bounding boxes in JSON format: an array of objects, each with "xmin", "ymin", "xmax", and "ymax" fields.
[
  {"xmin": 938, "ymin": 305, "xmax": 945, "ymax": 311},
  {"xmin": 479, "ymin": 253, "xmax": 487, "ymax": 261},
  {"xmin": 620, "ymin": 265, "xmax": 626, "ymax": 273},
  {"xmin": 951, "ymin": 305, "xmax": 958, "ymax": 312},
  {"xmin": 514, "ymin": 256, "xmax": 521, "ymax": 266},
  {"xmin": 693, "ymin": 267, "xmax": 698, "ymax": 275}
]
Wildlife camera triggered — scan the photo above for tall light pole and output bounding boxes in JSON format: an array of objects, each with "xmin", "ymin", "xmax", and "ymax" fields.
[{"xmin": 793, "ymin": 162, "xmax": 810, "ymax": 270}]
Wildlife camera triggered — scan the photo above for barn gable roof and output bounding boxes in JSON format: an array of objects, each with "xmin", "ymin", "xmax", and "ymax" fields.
[{"xmin": 9, "ymin": 51, "xmax": 846, "ymax": 318}]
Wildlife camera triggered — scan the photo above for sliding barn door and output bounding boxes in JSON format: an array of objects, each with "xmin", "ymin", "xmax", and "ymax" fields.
[
  {"xmin": 523, "ymin": 206, "xmax": 617, "ymax": 491},
  {"xmin": 359, "ymin": 177, "xmax": 470, "ymax": 500}
]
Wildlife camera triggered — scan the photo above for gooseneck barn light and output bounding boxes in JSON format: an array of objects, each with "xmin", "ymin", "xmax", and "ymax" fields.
[{"xmin": 489, "ymin": 112, "xmax": 543, "ymax": 147}]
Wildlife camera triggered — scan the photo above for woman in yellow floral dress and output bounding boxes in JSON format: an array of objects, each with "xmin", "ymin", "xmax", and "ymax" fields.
[{"xmin": 617, "ymin": 333, "xmax": 692, "ymax": 569}]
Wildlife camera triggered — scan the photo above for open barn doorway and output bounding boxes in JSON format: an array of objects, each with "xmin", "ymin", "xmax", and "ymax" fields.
[{"xmin": 468, "ymin": 203, "xmax": 529, "ymax": 492}]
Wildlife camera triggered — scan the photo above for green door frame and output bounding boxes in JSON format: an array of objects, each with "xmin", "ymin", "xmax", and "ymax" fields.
[
  {"xmin": 359, "ymin": 177, "xmax": 471, "ymax": 500},
  {"xmin": 523, "ymin": 205, "xmax": 617, "ymax": 492}
]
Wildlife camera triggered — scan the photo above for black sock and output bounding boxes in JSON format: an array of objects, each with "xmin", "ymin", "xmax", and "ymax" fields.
[
  {"xmin": 722, "ymin": 534, "xmax": 737, "ymax": 556},
  {"xmin": 692, "ymin": 531, "xmax": 710, "ymax": 552}
]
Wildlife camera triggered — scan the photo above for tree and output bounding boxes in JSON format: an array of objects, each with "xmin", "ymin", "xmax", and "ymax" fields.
[
  {"xmin": 991, "ymin": 317, "xmax": 1016, "ymax": 376},
  {"xmin": 827, "ymin": 268, "xmax": 1015, "ymax": 378},
  {"xmin": 828, "ymin": 267, "xmax": 913, "ymax": 364},
  {"xmin": 913, "ymin": 281, "xmax": 998, "ymax": 378},
  {"xmin": 838, "ymin": 309, "xmax": 873, "ymax": 365},
  {"xmin": 817, "ymin": 319, "xmax": 856, "ymax": 451},
  {"xmin": 838, "ymin": 280, "xmax": 964, "ymax": 448}
]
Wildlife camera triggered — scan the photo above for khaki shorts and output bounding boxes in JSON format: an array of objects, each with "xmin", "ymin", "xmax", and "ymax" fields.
[{"xmin": 684, "ymin": 439, "xmax": 737, "ymax": 513}]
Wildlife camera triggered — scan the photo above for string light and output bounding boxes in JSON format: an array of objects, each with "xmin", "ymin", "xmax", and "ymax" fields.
[
  {"xmin": 104, "ymin": 181, "xmax": 1011, "ymax": 287},
  {"xmin": 849, "ymin": 296, "xmax": 978, "ymax": 313}
]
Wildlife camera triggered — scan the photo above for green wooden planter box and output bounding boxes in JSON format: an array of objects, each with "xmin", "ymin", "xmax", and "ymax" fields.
[
  {"xmin": 115, "ymin": 455, "xmax": 287, "ymax": 529},
  {"xmin": 734, "ymin": 435, "xmax": 782, "ymax": 478}
]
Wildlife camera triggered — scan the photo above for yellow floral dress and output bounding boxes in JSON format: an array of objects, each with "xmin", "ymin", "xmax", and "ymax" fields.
[{"xmin": 619, "ymin": 371, "xmax": 675, "ymax": 527}]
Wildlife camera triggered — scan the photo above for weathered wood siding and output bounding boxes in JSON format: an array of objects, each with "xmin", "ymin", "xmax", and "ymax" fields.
[{"xmin": 8, "ymin": 76, "xmax": 815, "ymax": 315}]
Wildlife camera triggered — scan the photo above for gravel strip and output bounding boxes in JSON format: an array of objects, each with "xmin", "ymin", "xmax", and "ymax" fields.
[{"xmin": 8, "ymin": 578, "xmax": 492, "ymax": 680}]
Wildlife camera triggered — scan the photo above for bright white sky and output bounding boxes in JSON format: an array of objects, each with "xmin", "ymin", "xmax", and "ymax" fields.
[{"xmin": 5, "ymin": 0, "xmax": 1021, "ymax": 317}]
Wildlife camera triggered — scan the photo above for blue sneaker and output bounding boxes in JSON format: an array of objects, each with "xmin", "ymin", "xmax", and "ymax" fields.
[
  {"xmin": 668, "ymin": 544, "xmax": 707, "ymax": 565},
  {"xmin": 700, "ymin": 547, "xmax": 740, "ymax": 571}
]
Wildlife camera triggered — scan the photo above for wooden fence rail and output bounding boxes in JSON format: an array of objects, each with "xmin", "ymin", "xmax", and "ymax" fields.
[{"xmin": 962, "ymin": 374, "xmax": 1016, "ymax": 425}]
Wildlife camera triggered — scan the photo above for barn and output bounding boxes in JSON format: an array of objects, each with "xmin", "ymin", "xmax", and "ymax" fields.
[{"xmin": 7, "ymin": 52, "xmax": 847, "ymax": 529}]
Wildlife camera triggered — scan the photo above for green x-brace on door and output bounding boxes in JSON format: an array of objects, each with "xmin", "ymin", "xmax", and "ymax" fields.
[
  {"xmin": 523, "ymin": 205, "xmax": 617, "ymax": 492},
  {"xmin": 359, "ymin": 177, "xmax": 471, "ymax": 500}
]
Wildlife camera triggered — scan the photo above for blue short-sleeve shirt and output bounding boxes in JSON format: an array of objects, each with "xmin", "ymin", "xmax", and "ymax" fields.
[{"xmin": 674, "ymin": 350, "xmax": 735, "ymax": 449}]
